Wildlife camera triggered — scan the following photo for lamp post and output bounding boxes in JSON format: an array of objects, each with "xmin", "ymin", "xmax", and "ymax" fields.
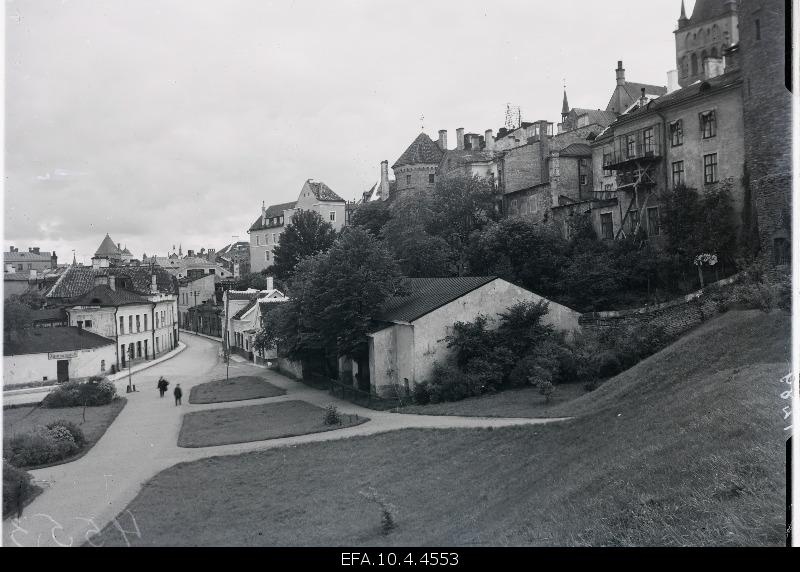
[{"xmin": 126, "ymin": 345, "xmax": 136, "ymax": 393}]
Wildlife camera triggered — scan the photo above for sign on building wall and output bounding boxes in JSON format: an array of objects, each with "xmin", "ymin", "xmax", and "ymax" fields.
[{"xmin": 48, "ymin": 351, "xmax": 78, "ymax": 360}]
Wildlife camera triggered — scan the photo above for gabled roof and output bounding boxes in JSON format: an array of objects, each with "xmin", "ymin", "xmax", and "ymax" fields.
[
  {"xmin": 392, "ymin": 132, "xmax": 445, "ymax": 169},
  {"xmin": 307, "ymin": 181, "xmax": 345, "ymax": 202},
  {"xmin": 233, "ymin": 299, "xmax": 258, "ymax": 320},
  {"xmin": 47, "ymin": 265, "xmax": 177, "ymax": 300},
  {"xmin": 95, "ymin": 234, "xmax": 121, "ymax": 257},
  {"xmin": 71, "ymin": 285, "xmax": 151, "ymax": 307},
  {"xmin": 622, "ymin": 82, "xmax": 668, "ymax": 102},
  {"xmin": 375, "ymin": 276, "xmax": 498, "ymax": 324},
  {"xmin": 4, "ymin": 326, "xmax": 114, "ymax": 356},
  {"xmin": 249, "ymin": 201, "xmax": 297, "ymax": 232},
  {"xmin": 569, "ymin": 108, "xmax": 619, "ymax": 128},
  {"xmin": 4, "ymin": 251, "xmax": 54, "ymax": 262}
]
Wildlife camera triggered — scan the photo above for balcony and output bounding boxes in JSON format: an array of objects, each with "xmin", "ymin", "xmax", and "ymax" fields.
[{"xmin": 604, "ymin": 125, "xmax": 663, "ymax": 170}]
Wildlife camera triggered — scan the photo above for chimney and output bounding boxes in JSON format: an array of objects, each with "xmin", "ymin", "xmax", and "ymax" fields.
[
  {"xmin": 108, "ymin": 274, "xmax": 116, "ymax": 291},
  {"xmin": 666, "ymin": 69, "xmax": 680, "ymax": 93},
  {"xmin": 616, "ymin": 60, "xmax": 626, "ymax": 86},
  {"xmin": 484, "ymin": 129, "xmax": 494, "ymax": 151},
  {"xmin": 29, "ymin": 247, "xmax": 40, "ymax": 254},
  {"xmin": 92, "ymin": 257, "xmax": 101, "ymax": 270},
  {"xmin": 51, "ymin": 251, "xmax": 58, "ymax": 269},
  {"xmin": 456, "ymin": 128, "xmax": 465, "ymax": 150},
  {"xmin": 10, "ymin": 246, "xmax": 16, "ymax": 253},
  {"xmin": 29, "ymin": 269, "xmax": 37, "ymax": 279},
  {"xmin": 380, "ymin": 160, "xmax": 389, "ymax": 186},
  {"xmin": 639, "ymin": 87, "xmax": 647, "ymax": 107},
  {"xmin": 266, "ymin": 276, "xmax": 274, "ymax": 291},
  {"xmin": 151, "ymin": 274, "xmax": 158, "ymax": 294},
  {"xmin": 261, "ymin": 201, "xmax": 266, "ymax": 226},
  {"xmin": 437, "ymin": 129, "xmax": 448, "ymax": 150}
]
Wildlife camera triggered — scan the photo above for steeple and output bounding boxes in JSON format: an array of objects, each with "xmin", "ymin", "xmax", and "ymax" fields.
[
  {"xmin": 678, "ymin": 0, "xmax": 689, "ymax": 28},
  {"xmin": 561, "ymin": 87, "xmax": 570, "ymax": 121}
]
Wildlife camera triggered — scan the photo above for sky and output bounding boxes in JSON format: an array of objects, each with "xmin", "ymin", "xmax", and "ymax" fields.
[{"xmin": 2, "ymin": 0, "xmax": 691, "ymax": 265}]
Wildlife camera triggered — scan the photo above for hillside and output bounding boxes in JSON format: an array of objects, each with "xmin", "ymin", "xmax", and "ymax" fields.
[{"xmin": 96, "ymin": 310, "xmax": 790, "ymax": 546}]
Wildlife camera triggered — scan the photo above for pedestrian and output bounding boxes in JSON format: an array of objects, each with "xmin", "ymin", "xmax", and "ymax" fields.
[
  {"xmin": 157, "ymin": 377, "xmax": 168, "ymax": 398},
  {"xmin": 16, "ymin": 476, "xmax": 25, "ymax": 519},
  {"xmin": 174, "ymin": 383, "xmax": 182, "ymax": 406}
]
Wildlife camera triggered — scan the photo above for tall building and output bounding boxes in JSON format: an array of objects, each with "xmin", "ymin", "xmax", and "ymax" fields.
[
  {"xmin": 390, "ymin": 132, "xmax": 444, "ymax": 199},
  {"xmin": 739, "ymin": 0, "xmax": 792, "ymax": 270}
]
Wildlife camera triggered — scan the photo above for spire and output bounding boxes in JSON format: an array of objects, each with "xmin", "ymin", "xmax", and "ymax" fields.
[
  {"xmin": 561, "ymin": 87, "xmax": 570, "ymax": 117},
  {"xmin": 678, "ymin": 0, "xmax": 689, "ymax": 28}
]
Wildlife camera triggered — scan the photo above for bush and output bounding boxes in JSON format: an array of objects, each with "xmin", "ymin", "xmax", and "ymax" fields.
[
  {"xmin": 5, "ymin": 429, "xmax": 79, "ymax": 468},
  {"xmin": 323, "ymin": 404, "xmax": 341, "ymax": 425},
  {"xmin": 42, "ymin": 378, "xmax": 117, "ymax": 408},
  {"xmin": 411, "ymin": 381, "xmax": 431, "ymax": 405},
  {"xmin": 427, "ymin": 362, "xmax": 479, "ymax": 403},
  {"xmin": 3, "ymin": 460, "xmax": 38, "ymax": 519},
  {"xmin": 46, "ymin": 420, "xmax": 86, "ymax": 447}
]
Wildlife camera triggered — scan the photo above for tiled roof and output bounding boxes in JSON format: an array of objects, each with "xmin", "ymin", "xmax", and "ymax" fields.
[
  {"xmin": 690, "ymin": 0, "xmax": 735, "ymax": 25},
  {"xmin": 558, "ymin": 143, "xmax": 592, "ymax": 156},
  {"xmin": 71, "ymin": 285, "xmax": 151, "ymax": 306},
  {"xmin": 249, "ymin": 201, "xmax": 297, "ymax": 232},
  {"xmin": 307, "ymin": 181, "xmax": 345, "ymax": 202},
  {"xmin": 392, "ymin": 132, "xmax": 445, "ymax": 169},
  {"xmin": 375, "ymin": 276, "xmax": 497, "ymax": 324},
  {"xmin": 570, "ymin": 108, "xmax": 619, "ymax": 127},
  {"xmin": 47, "ymin": 265, "xmax": 177, "ymax": 300},
  {"xmin": 3, "ymin": 273, "xmax": 32, "ymax": 281},
  {"xmin": 4, "ymin": 326, "xmax": 114, "ymax": 356},
  {"xmin": 30, "ymin": 308, "xmax": 67, "ymax": 323},
  {"xmin": 4, "ymin": 251, "xmax": 54, "ymax": 262},
  {"xmin": 233, "ymin": 300, "xmax": 257, "ymax": 320},
  {"xmin": 622, "ymin": 82, "xmax": 668, "ymax": 102},
  {"xmin": 95, "ymin": 234, "xmax": 121, "ymax": 257}
]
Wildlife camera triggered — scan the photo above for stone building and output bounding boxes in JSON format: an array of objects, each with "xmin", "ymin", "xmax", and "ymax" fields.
[
  {"xmin": 675, "ymin": 0, "xmax": 740, "ymax": 88},
  {"xmin": 390, "ymin": 131, "xmax": 444, "ymax": 200},
  {"xmin": 739, "ymin": 0, "xmax": 792, "ymax": 270},
  {"xmin": 4, "ymin": 246, "xmax": 58, "ymax": 273},
  {"xmin": 248, "ymin": 179, "xmax": 346, "ymax": 273},
  {"xmin": 178, "ymin": 273, "xmax": 216, "ymax": 330}
]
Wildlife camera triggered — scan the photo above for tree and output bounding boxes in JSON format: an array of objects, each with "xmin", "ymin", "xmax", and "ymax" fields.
[
  {"xmin": 3, "ymin": 299, "xmax": 32, "ymax": 341},
  {"xmin": 233, "ymin": 272, "xmax": 274, "ymax": 291},
  {"xmin": 266, "ymin": 228, "xmax": 405, "ymax": 375},
  {"xmin": 16, "ymin": 290, "xmax": 46, "ymax": 310},
  {"xmin": 351, "ymin": 200, "xmax": 391, "ymax": 237},
  {"xmin": 271, "ymin": 210, "xmax": 337, "ymax": 281},
  {"xmin": 393, "ymin": 233, "xmax": 456, "ymax": 278}
]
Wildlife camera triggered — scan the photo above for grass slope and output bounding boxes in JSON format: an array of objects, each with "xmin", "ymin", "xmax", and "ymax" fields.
[
  {"xmin": 189, "ymin": 375, "xmax": 286, "ymax": 404},
  {"xmin": 178, "ymin": 400, "xmax": 368, "ymax": 447},
  {"xmin": 97, "ymin": 310, "xmax": 789, "ymax": 546}
]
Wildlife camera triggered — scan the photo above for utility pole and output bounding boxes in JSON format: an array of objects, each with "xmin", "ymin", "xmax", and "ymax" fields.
[
  {"xmin": 224, "ymin": 292, "xmax": 230, "ymax": 382},
  {"xmin": 193, "ymin": 291, "xmax": 199, "ymax": 334}
]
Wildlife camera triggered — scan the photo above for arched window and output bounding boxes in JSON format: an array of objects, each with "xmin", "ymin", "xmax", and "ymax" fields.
[
  {"xmin": 701, "ymin": 50, "xmax": 708, "ymax": 63},
  {"xmin": 691, "ymin": 53, "xmax": 698, "ymax": 75},
  {"xmin": 712, "ymin": 25, "xmax": 719, "ymax": 42},
  {"xmin": 710, "ymin": 47, "xmax": 718, "ymax": 58},
  {"xmin": 681, "ymin": 56, "xmax": 689, "ymax": 77},
  {"xmin": 685, "ymin": 33, "xmax": 691, "ymax": 48}
]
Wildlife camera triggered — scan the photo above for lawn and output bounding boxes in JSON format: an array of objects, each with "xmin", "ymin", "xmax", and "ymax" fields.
[
  {"xmin": 189, "ymin": 375, "xmax": 286, "ymax": 404},
  {"xmin": 396, "ymin": 382, "xmax": 587, "ymax": 418},
  {"xmin": 95, "ymin": 310, "xmax": 789, "ymax": 546},
  {"xmin": 177, "ymin": 400, "xmax": 368, "ymax": 447},
  {"xmin": 3, "ymin": 398, "xmax": 127, "ymax": 468}
]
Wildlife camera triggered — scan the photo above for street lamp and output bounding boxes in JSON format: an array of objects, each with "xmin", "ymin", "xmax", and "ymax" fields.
[{"xmin": 126, "ymin": 345, "xmax": 136, "ymax": 393}]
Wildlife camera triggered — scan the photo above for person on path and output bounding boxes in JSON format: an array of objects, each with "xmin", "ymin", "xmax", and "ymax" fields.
[
  {"xmin": 174, "ymin": 384, "xmax": 182, "ymax": 406},
  {"xmin": 16, "ymin": 476, "xmax": 25, "ymax": 519},
  {"xmin": 157, "ymin": 377, "xmax": 168, "ymax": 397}
]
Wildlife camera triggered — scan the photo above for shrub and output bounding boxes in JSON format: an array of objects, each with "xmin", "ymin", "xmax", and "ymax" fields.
[
  {"xmin": 359, "ymin": 486, "xmax": 397, "ymax": 536},
  {"xmin": 3, "ymin": 460, "xmax": 38, "ymax": 519},
  {"xmin": 536, "ymin": 379, "xmax": 555, "ymax": 403},
  {"xmin": 46, "ymin": 420, "xmax": 86, "ymax": 447},
  {"xmin": 411, "ymin": 381, "xmax": 431, "ymax": 405},
  {"xmin": 323, "ymin": 404, "xmax": 341, "ymax": 425},
  {"xmin": 428, "ymin": 362, "xmax": 478, "ymax": 403},
  {"xmin": 5, "ymin": 429, "xmax": 79, "ymax": 468},
  {"xmin": 42, "ymin": 378, "xmax": 117, "ymax": 408}
]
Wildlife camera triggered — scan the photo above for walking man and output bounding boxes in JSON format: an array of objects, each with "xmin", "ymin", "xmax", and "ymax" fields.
[
  {"xmin": 174, "ymin": 383, "xmax": 183, "ymax": 406},
  {"xmin": 157, "ymin": 377, "xmax": 168, "ymax": 398}
]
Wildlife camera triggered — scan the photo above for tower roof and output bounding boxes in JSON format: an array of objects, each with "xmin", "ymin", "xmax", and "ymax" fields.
[
  {"xmin": 690, "ymin": 0, "xmax": 734, "ymax": 25},
  {"xmin": 562, "ymin": 89, "xmax": 570, "ymax": 115},
  {"xmin": 392, "ymin": 132, "xmax": 444, "ymax": 169},
  {"xmin": 94, "ymin": 234, "xmax": 121, "ymax": 257}
]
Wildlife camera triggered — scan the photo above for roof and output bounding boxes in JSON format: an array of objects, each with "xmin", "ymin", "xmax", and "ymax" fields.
[
  {"xmin": 558, "ymin": 143, "xmax": 593, "ymax": 157},
  {"xmin": 233, "ymin": 300, "xmax": 258, "ymax": 320},
  {"xmin": 392, "ymin": 132, "xmax": 445, "ymax": 169},
  {"xmin": 4, "ymin": 251, "xmax": 54, "ymax": 262},
  {"xmin": 622, "ymin": 82, "xmax": 668, "ymax": 102},
  {"xmin": 441, "ymin": 148, "xmax": 498, "ymax": 167},
  {"xmin": 47, "ymin": 265, "xmax": 177, "ymax": 300},
  {"xmin": 690, "ymin": 0, "xmax": 734, "ymax": 25},
  {"xmin": 375, "ymin": 276, "xmax": 498, "ymax": 324},
  {"xmin": 30, "ymin": 308, "xmax": 68, "ymax": 322},
  {"xmin": 94, "ymin": 234, "xmax": 122, "ymax": 257},
  {"xmin": 307, "ymin": 180, "xmax": 345, "ymax": 202},
  {"xmin": 249, "ymin": 201, "xmax": 297, "ymax": 232},
  {"xmin": 4, "ymin": 273, "xmax": 32, "ymax": 281},
  {"xmin": 569, "ymin": 108, "xmax": 619, "ymax": 127},
  {"xmin": 71, "ymin": 285, "xmax": 151, "ymax": 306},
  {"xmin": 4, "ymin": 326, "xmax": 114, "ymax": 356}
]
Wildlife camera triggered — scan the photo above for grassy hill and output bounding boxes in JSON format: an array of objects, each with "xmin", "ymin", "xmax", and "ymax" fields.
[{"xmin": 96, "ymin": 310, "xmax": 790, "ymax": 546}]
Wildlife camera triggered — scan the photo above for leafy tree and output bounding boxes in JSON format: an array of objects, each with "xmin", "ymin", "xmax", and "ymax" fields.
[
  {"xmin": 15, "ymin": 290, "xmax": 46, "ymax": 310},
  {"xmin": 233, "ymin": 272, "xmax": 278, "ymax": 291},
  {"xmin": 3, "ymin": 299, "xmax": 32, "ymax": 340},
  {"xmin": 351, "ymin": 200, "xmax": 391, "ymax": 237},
  {"xmin": 699, "ymin": 178, "xmax": 738, "ymax": 268},
  {"xmin": 271, "ymin": 210, "xmax": 337, "ymax": 281},
  {"xmin": 393, "ymin": 233, "xmax": 456, "ymax": 278},
  {"xmin": 265, "ymin": 228, "xmax": 405, "ymax": 375}
]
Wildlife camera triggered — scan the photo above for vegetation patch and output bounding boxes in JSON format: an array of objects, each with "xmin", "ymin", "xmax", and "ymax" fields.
[
  {"xmin": 93, "ymin": 310, "xmax": 788, "ymax": 547},
  {"xmin": 189, "ymin": 376, "xmax": 286, "ymax": 404},
  {"xmin": 177, "ymin": 400, "xmax": 368, "ymax": 447},
  {"xmin": 3, "ymin": 461, "xmax": 42, "ymax": 520},
  {"xmin": 3, "ymin": 398, "xmax": 126, "ymax": 469},
  {"xmin": 41, "ymin": 377, "xmax": 117, "ymax": 408}
]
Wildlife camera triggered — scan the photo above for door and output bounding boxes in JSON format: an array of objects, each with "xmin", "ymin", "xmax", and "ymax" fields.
[{"xmin": 57, "ymin": 360, "xmax": 70, "ymax": 383}]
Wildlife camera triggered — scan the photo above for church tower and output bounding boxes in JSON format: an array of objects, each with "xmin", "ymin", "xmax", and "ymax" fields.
[{"xmin": 674, "ymin": 0, "xmax": 740, "ymax": 88}]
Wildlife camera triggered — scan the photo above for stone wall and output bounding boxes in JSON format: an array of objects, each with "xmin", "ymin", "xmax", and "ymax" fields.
[{"xmin": 579, "ymin": 275, "xmax": 739, "ymax": 338}]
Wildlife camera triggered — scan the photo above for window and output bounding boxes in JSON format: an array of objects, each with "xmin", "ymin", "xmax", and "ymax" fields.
[
  {"xmin": 703, "ymin": 153, "xmax": 718, "ymax": 183},
  {"xmin": 642, "ymin": 127, "xmax": 655, "ymax": 154},
  {"xmin": 272, "ymin": 233, "xmax": 276, "ymax": 244},
  {"xmin": 680, "ymin": 56, "xmax": 688, "ymax": 77},
  {"xmin": 144, "ymin": 315, "xmax": 148, "ymax": 330},
  {"xmin": 155, "ymin": 313, "xmax": 159, "ymax": 328},
  {"xmin": 755, "ymin": 19, "xmax": 761, "ymax": 40},
  {"xmin": 77, "ymin": 320, "xmax": 83, "ymax": 329},
  {"xmin": 101, "ymin": 360, "xmax": 105, "ymax": 372},
  {"xmin": 161, "ymin": 310, "xmax": 165, "ymax": 324},
  {"xmin": 329, "ymin": 211, "xmax": 336, "ymax": 222},
  {"xmin": 600, "ymin": 213, "xmax": 614, "ymax": 240},
  {"xmin": 120, "ymin": 345, "xmax": 126, "ymax": 366},
  {"xmin": 428, "ymin": 174, "xmax": 435, "ymax": 184},
  {"xmin": 691, "ymin": 53, "xmax": 698, "ymax": 75},
  {"xmin": 256, "ymin": 235, "xmax": 260, "ymax": 246},
  {"xmin": 406, "ymin": 174, "xmax": 411, "ymax": 185},
  {"xmin": 85, "ymin": 320, "xmax": 92, "ymax": 328},
  {"xmin": 137, "ymin": 341, "xmax": 142, "ymax": 358},
  {"xmin": 265, "ymin": 251, "xmax": 270, "ymax": 261},
  {"xmin": 647, "ymin": 207, "xmax": 661, "ymax": 235},
  {"xmin": 625, "ymin": 135, "xmax": 636, "ymax": 158},
  {"xmin": 603, "ymin": 153, "xmax": 613, "ymax": 176},
  {"xmin": 700, "ymin": 110, "xmax": 716, "ymax": 138},
  {"xmin": 580, "ymin": 175, "xmax": 588, "ymax": 186},
  {"xmin": 672, "ymin": 161, "xmax": 685, "ymax": 187},
  {"xmin": 670, "ymin": 120, "xmax": 683, "ymax": 146},
  {"xmin": 136, "ymin": 315, "xmax": 141, "ymax": 332},
  {"xmin": 604, "ymin": 183, "xmax": 613, "ymax": 192},
  {"xmin": 119, "ymin": 316, "xmax": 125, "ymax": 335},
  {"xmin": 144, "ymin": 340, "xmax": 149, "ymax": 359}
]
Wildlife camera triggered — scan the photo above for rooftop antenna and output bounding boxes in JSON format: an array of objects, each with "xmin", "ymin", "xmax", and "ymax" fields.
[{"xmin": 420, "ymin": 113, "xmax": 425, "ymax": 132}]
